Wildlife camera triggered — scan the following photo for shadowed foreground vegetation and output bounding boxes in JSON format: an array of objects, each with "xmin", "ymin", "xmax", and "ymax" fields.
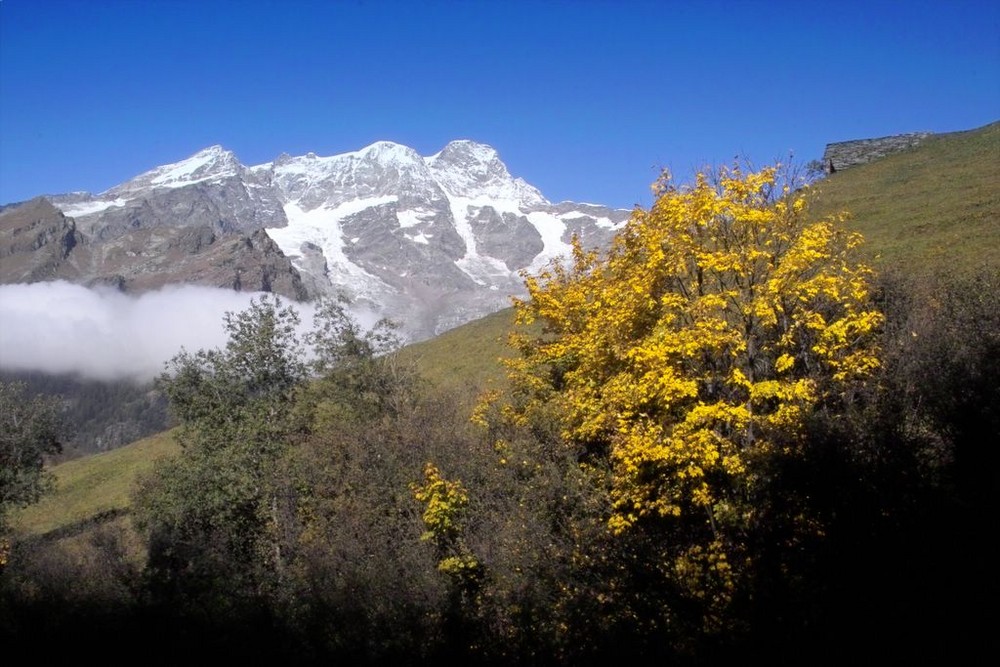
[{"xmin": 2, "ymin": 126, "xmax": 998, "ymax": 664}]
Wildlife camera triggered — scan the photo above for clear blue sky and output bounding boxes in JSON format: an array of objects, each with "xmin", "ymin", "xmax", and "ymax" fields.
[{"xmin": 1, "ymin": 0, "xmax": 997, "ymax": 210}]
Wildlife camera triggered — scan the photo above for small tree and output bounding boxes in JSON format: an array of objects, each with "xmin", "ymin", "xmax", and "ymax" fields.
[
  {"xmin": 135, "ymin": 294, "xmax": 307, "ymax": 606},
  {"xmin": 488, "ymin": 164, "xmax": 883, "ymax": 632},
  {"xmin": 805, "ymin": 158, "xmax": 827, "ymax": 182},
  {"xmin": 302, "ymin": 295, "xmax": 410, "ymax": 427},
  {"xmin": 135, "ymin": 293, "xmax": 412, "ymax": 619},
  {"xmin": 412, "ymin": 462, "xmax": 482, "ymax": 588},
  {"xmin": 160, "ymin": 294, "xmax": 307, "ymax": 429},
  {"xmin": 0, "ymin": 381, "xmax": 63, "ymax": 563}
]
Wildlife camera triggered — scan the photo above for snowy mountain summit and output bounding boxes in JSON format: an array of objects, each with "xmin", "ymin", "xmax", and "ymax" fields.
[
  {"xmin": 427, "ymin": 140, "xmax": 547, "ymax": 205},
  {"xmin": 37, "ymin": 140, "xmax": 629, "ymax": 341},
  {"xmin": 109, "ymin": 145, "xmax": 243, "ymax": 194}
]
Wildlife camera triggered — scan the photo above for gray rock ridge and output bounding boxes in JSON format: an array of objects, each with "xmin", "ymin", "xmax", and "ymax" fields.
[
  {"xmin": 14, "ymin": 140, "xmax": 630, "ymax": 342},
  {"xmin": 469, "ymin": 207, "xmax": 544, "ymax": 271},
  {"xmin": 0, "ymin": 197, "xmax": 307, "ymax": 301},
  {"xmin": 822, "ymin": 132, "xmax": 932, "ymax": 173},
  {"xmin": 52, "ymin": 155, "xmax": 288, "ymax": 239},
  {"xmin": 0, "ymin": 198, "xmax": 85, "ymax": 283}
]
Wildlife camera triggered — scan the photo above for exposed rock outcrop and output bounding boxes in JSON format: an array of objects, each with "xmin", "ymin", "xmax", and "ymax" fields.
[
  {"xmin": 823, "ymin": 132, "xmax": 932, "ymax": 173},
  {"xmin": 0, "ymin": 199, "xmax": 307, "ymax": 301},
  {"xmin": 0, "ymin": 198, "xmax": 86, "ymax": 283}
]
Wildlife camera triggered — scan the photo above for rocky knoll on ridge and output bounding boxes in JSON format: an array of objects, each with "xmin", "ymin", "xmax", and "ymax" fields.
[{"xmin": 1, "ymin": 141, "xmax": 629, "ymax": 341}]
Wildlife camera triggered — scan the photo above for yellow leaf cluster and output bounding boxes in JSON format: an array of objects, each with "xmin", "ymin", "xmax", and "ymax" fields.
[
  {"xmin": 672, "ymin": 539, "xmax": 738, "ymax": 630},
  {"xmin": 411, "ymin": 463, "xmax": 484, "ymax": 591},
  {"xmin": 411, "ymin": 462, "xmax": 469, "ymax": 544},
  {"xmin": 496, "ymin": 164, "xmax": 882, "ymax": 540}
]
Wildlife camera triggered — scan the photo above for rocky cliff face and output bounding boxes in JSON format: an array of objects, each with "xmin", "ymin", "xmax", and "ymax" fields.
[
  {"xmin": 4, "ymin": 140, "xmax": 629, "ymax": 341},
  {"xmin": 0, "ymin": 198, "xmax": 84, "ymax": 283},
  {"xmin": 0, "ymin": 198, "xmax": 307, "ymax": 301}
]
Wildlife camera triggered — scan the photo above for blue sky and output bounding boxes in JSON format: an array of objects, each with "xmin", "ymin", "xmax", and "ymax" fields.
[{"xmin": 1, "ymin": 0, "xmax": 997, "ymax": 210}]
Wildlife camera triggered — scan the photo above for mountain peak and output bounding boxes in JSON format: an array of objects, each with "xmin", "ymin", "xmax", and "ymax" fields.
[
  {"xmin": 105, "ymin": 145, "xmax": 241, "ymax": 196},
  {"xmin": 428, "ymin": 139, "xmax": 546, "ymax": 207},
  {"xmin": 193, "ymin": 144, "xmax": 229, "ymax": 156},
  {"xmin": 355, "ymin": 140, "xmax": 423, "ymax": 165},
  {"xmin": 438, "ymin": 139, "xmax": 499, "ymax": 160}
]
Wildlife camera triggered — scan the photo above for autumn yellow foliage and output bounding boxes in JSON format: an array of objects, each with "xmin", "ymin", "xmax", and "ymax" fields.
[
  {"xmin": 491, "ymin": 165, "xmax": 883, "ymax": 617},
  {"xmin": 412, "ymin": 463, "xmax": 482, "ymax": 586},
  {"xmin": 413, "ymin": 462, "xmax": 470, "ymax": 545}
]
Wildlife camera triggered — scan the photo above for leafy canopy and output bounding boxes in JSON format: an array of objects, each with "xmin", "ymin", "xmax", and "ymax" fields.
[
  {"xmin": 0, "ymin": 381, "xmax": 63, "ymax": 565},
  {"xmin": 499, "ymin": 164, "xmax": 882, "ymax": 586},
  {"xmin": 0, "ymin": 382, "xmax": 63, "ymax": 519},
  {"xmin": 135, "ymin": 293, "xmax": 404, "ymax": 602}
]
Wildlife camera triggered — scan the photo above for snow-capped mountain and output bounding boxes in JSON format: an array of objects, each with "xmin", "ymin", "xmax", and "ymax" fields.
[
  {"xmin": 52, "ymin": 145, "xmax": 288, "ymax": 237},
  {"xmin": 6, "ymin": 141, "xmax": 629, "ymax": 341}
]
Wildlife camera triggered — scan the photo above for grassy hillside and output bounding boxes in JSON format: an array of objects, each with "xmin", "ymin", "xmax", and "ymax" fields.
[
  {"xmin": 807, "ymin": 121, "xmax": 999, "ymax": 278},
  {"xmin": 12, "ymin": 121, "xmax": 998, "ymax": 539},
  {"xmin": 398, "ymin": 306, "xmax": 519, "ymax": 393},
  {"xmin": 11, "ymin": 429, "xmax": 179, "ymax": 537}
]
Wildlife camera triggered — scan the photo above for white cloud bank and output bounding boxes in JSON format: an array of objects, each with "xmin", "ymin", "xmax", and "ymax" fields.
[{"xmin": 0, "ymin": 281, "xmax": 320, "ymax": 382}]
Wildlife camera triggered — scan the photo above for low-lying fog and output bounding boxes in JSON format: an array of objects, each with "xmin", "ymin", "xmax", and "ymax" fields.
[{"xmin": 0, "ymin": 281, "xmax": 334, "ymax": 383}]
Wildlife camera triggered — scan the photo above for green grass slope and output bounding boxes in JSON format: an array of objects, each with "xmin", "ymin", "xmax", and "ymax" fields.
[
  {"xmin": 808, "ymin": 121, "xmax": 1000, "ymax": 278},
  {"xmin": 11, "ymin": 429, "xmax": 179, "ymax": 537},
  {"xmin": 398, "ymin": 306, "xmax": 519, "ymax": 394}
]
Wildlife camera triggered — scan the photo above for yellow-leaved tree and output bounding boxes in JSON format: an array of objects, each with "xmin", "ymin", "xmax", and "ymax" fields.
[{"xmin": 488, "ymin": 164, "xmax": 883, "ymax": 628}]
